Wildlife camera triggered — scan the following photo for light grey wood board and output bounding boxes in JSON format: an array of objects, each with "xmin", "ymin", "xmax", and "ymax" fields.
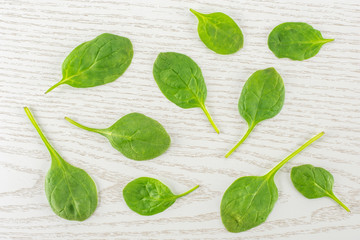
[{"xmin": 0, "ymin": 0, "xmax": 359, "ymax": 239}]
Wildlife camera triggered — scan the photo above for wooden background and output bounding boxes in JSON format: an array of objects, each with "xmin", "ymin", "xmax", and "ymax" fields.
[{"xmin": 1, "ymin": 0, "xmax": 359, "ymax": 239}]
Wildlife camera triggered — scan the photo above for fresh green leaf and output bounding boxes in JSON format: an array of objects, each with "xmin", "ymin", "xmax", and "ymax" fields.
[
  {"xmin": 221, "ymin": 132, "xmax": 324, "ymax": 232},
  {"xmin": 190, "ymin": 9, "xmax": 243, "ymax": 55},
  {"xmin": 123, "ymin": 177, "xmax": 199, "ymax": 216},
  {"xmin": 268, "ymin": 22, "xmax": 333, "ymax": 61},
  {"xmin": 46, "ymin": 33, "xmax": 133, "ymax": 93},
  {"xmin": 24, "ymin": 107, "xmax": 98, "ymax": 221},
  {"xmin": 225, "ymin": 67, "xmax": 285, "ymax": 157},
  {"xmin": 65, "ymin": 113, "xmax": 171, "ymax": 161},
  {"xmin": 153, "ymin": 52, "xmax": 219, "ymax": 133},
  {"xmin": 291, "ymin": 164, "xmax": 350, "ymax": 212}
]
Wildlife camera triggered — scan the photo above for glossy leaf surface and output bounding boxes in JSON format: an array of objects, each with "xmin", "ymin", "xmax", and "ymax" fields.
[
  {"xmin": 65, "ymin": 113, "xmax": 171, "ymax": 161},
  {"xmin": 291, "ymin": 164, "xmax": 350, "ymax": 212},
  {"xmin": 123, "ymin": 177, "xmax": 199, "ymax": 216},
  {"xmin": 24, "ymin": 107, "xmax": 98, "ymax": 221},
  {"xmin": 153, "ymin": 52, "xmax": 219, "ymax": 133},
  {"xmin": 268, "ymin": 22, "xmax": 333, "ymax": 60},
  {"xmin": 46, "ymin": 33, "xmax": 133, "ymax": 93},
  {"xmin": 225, "ymin": 67, "xmax": 285, "ymax": 157},
  {"xmin": 221, "ymin": 132, "xmax": 324, "ymax": 232},
  {"xmin": 190, "ymin": 9, "xmax": 243, "ymax": 55}
]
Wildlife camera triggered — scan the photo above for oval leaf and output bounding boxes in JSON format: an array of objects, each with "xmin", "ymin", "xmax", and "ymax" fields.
[
  {"xmin": 24, "ymin": 107, "xmax": 98, "ymax": 221},
  {"xmin": 153, "ymin": 52, "xmax": 207, "ymax": 109},
  {"xmin": 45, "ymin": 161, "xmax": 98, "ymax": 221},
  {"xmin": 268, "ymin": 22, "xmax": 333, "ymax": 61},
  {"xmin": 291, "ymin": 164, "xmax": 350, "ymax": 212},
  {"xmin": 221, "ymin": 176, "xmax": 278, "ymax": 232},
  {"xmin": 106, "ymin": 113, "xmax": 171, "ymax": 160},
  {"xmin": 65, "ymin": 113, "xmax": 171, "ymax": 161},
  {"xmin": 190, "ymin": 9, "xmax": 243, "ymax": 55},
  {"xmin": 239, "ymin": 67, "xmax": 285, "ymax": 125},
  {"xmin": 153, "ymin": 52, "xmax": 219, "ymax": 133},
  {"xmin": 225, "ymin": 67, "xmax": 285, "ymax": 157},
  {"xmin": 46, "ymin": 33, "xmax": 133, "ymax": 93},
  {"xmin": 123, "ymin": 177, "xmax": 199, "ymax": 216}
]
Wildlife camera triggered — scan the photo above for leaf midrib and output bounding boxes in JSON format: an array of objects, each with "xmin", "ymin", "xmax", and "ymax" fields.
[
  {"xmin": 169, "ymin": 68, "xmax": 203, "ymax": 106},
  {"xmin": 224, "ymin": 177, "xmax": 270, "ymax": 225},
  {"xmin": 63, "ymin": 39, "xmax": 125, "ymax": 83}
]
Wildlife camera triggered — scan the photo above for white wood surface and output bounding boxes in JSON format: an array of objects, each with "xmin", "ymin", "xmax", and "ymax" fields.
[{"xmin": 1, "ymin": 0, "xmax": 359, "ymax": 239}]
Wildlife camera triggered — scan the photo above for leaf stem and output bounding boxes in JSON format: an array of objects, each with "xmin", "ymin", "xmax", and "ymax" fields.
[
  {"xmin": 65, "ymin": 117, "xmax": 106, "ymax": 135},
  {"xmin": 266, "ymin": 132, "xmax": 324, "ymax": 178},
  {"xmin": 200, "ymin": 104, "xmax": 220, "ymax": 134},
  {"xmin": 324, "ymin": 39, "xmax": 335, "ymax": 43},
  {"xmin": 189, "ymin": 8, "xmax": 202, "ymax": 18},
  {"xmin": 45, "ymin": 79, "xmax": 65, "ymax": 94},
  {"xmin": 176, "ymin": 185, "xmax": 199, "ymax": 198},
  {"xmin": 24, "ymin": 107, "xmax": 62, "ymax": 165},
  {"xmin": 24, "ymin": 107, "xmax": 53, "ymax": 150},
  {"xmin": 328, "ymin": 193, "xmax": 350, "ymax": 212},
  {"xmin": 225, "ymin": 124, "xmax": 255, "ymax": 158}
]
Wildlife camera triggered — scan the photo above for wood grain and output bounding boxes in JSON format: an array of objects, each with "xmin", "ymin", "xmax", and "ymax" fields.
[{"xmin": 0, "ymin": 0, "xmax": 359, "ymax": 239}]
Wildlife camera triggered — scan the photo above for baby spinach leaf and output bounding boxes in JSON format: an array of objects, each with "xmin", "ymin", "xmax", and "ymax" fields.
[
  {"xmin": 190, "ymin": 9, "xmax": 243, "ymax": 55},
  {"xmin": 291, "ymin": 164, "xmax": 350, "ymax": 212},
  {"xmin": 65, "ymin": 113, "xmax": 171, "ymax": 161},
  {"xmin": 123, "ymin": 177, "xmax": 199, "ymax": 216},
  {"xmin": 153, "ymin": 52, "xmax": 219, "ymax": 133},
  {"xmin": 268, "ymin": 22, "xmax": 334, "ymax": 61},
  {"xmin": 221, "ymin": 132, "xmax": 324, "ymax": 233},
  {"xmin": 24, "ymin": 107, "xmax": 98, "ymax": 221},
  {"xmin": 46, "ymin": 33, "xmax": 133, "ymax": 93},
  {"xmin": 225, "ymin": 67, "xmax": 285, "ymax": 158}
]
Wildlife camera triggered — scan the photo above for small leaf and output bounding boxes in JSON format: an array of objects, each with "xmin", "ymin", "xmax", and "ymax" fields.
[
  {"xmin": 221, "ymin": 132, "xmax": 324, "ymax": 232},
  {"xmin": 291, "ymin": 164, "xmax": 350, "ymax": 212},
  {"xmin": 190, "ymin": 9, "xmax": 244, "ymax": 55},
  {"xmin": 24, "ymin": 107, "xmax": 98, "ymax": 221},
  {"xmin": 65, "ymin": 113, "xmax": 171, "ymax": 161},
  {"xmin": 268, "ymin": 22, "xmax": 333, "ymax": 61},
  {"xmin": 46, "ymin": 33, "xmax": 133, "ymax": 93},
  {"xmin": 153, "ymin": 52, "xmax": 219, "ymax": 133},
  {"xmin": 225, "ymin": 67, "xmax": 285, "ymax": 157},
  {"xmin": 123, "ymin": 177, "xmax": 199, "ymax": 216}
]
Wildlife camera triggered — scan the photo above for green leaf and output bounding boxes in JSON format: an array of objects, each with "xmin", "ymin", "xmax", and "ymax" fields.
[
  {"xmin": 123, "ymin": 177, "xmax": 199, "ymax": 216},
  {"xmin": 153, "ymin": 52, "xmax": 219, "ymax": 133},
  {"xmin": 24, "ymin": 107, "xmax": 98, "ymax": 221},
  {"xmin": 225, "ymin": 67, "xmax": 285, "ymax": 157},
  {"xmin": 190, "ymin": 9, "xmax": 243, "ymax": 55},
  {"xmin": 291, "ymin": 164, "xmax": 350, "ymax": 212},
  {"xmin": 46, "ymin": 33, "xmax": 133, "ymax": 93},
  {"xmin": 65, "ymin": 113, "xmax": 171, "ymax": 161},
  {"xmin": 221, "ymin": 132, "xmax": 324, "ymax": 232},
  {"xmin": 268, "ymin": 22, "xmax": 334, "ymax": 61}
]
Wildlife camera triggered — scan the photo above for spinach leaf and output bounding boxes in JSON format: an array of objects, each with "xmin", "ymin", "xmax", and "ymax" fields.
[
  {"xmin": 291, "ymin": 164, "xmax": 350, "ymax": 212},
  {"xmin": 65, "ymin": 113, "xmax": 171, "ymax": 161},
  {"xmin": 225, "ymin": 67, "xmax": 285, "ymax": 158},
  {"xmin": 46, "ymin": 33, "xmax": 133, "ymax": 93},
  {"xmin": 24, "ymin": 107, "xmax": 98, "ymax": 221},
  {"xmin": 123, "ymin": 177, "xmax": 199, "ymax": 216},
  {"xmin": 153, "ymin": 52, "xmax": 219, "ymax": 133},
  {"xmin": 190, "ymin": 9, "xmax": 243, "ymax": 55},
  {"xmin": 221, "ymin": 132, "xmax": 324, "ymax": 232},
  {"xmin": 268, "ymin": 22, "xmax": 333, "ymax": 61}
]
